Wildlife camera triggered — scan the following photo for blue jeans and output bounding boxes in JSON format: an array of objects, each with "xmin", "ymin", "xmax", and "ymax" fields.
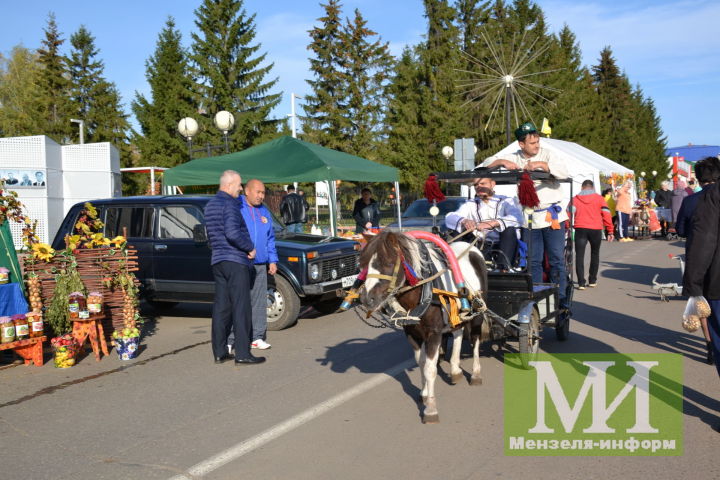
[
  {"xmin": 528, "ymin": 225, "xmax": 568, "ymax": 309},
  {"xmin": 287, "ymin": 223, "xmax": 304, "ymax": 233}
]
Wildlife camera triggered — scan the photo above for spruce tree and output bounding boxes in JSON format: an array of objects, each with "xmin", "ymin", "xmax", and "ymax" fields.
[
  {"xmin": 0, "ymin": 46, "xmax": 45, "ymax": 136},
  {"xmin": 342, "ymin": 8, "xmax": 394, "ymax": 160},
  {"xmin": 302, "ymin": 0, "xmax": 349, "ymax": 150},
  {"xmin": 547, "ymin": 25, "xmax": 609, "ymax": 153},
  {"xmin": 132, "ymin": 17, "xmax": 196, "ymax": 168},
  {"xmin": 591, "ymin": 47, "xmax": 635, "ymax": 165},
  {"xmin": 385, "ymin": 47, "xmax": 431, "ymax": 190},
  {"xmin": 37, "ymin": 12, "xmax": 73, "ymax": 143},
  {"xmin": 67, "ymin": 26, "xmax": 131, "ymax": 175},
  {"xmin": 419, "ymin": 0, "xmax": 464, "ymax": 172},
  {"xmin": 190, "ymin": 0, "xmax": 282, "ymax": 153}
]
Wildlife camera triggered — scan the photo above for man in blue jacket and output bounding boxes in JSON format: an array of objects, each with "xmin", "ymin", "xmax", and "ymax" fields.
[
  {"xmin": 204, "ymin": 170, "xmax": 265, "ymax": 365},
  {"xmin": 228, "ymin": 179, "xmax": 278, "ymax": 352}
]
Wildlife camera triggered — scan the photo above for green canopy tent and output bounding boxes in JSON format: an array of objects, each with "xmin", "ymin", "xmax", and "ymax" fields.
[{"xmin": 163, "ymin": 136, "xmax": 401, "ymax": 235}]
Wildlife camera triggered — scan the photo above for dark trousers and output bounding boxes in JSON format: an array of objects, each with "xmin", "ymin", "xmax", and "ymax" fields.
[
  {"xmin": 617, "ymin": 212, "xmax": 630, "ymax": 238},
  {"xmin": 482, "ymin": 227, "xmax": 518, "ymax": 269},
  {"xmin": 211, "ymin": 261, "xmax": 253, "ymax": 359},
  {"xmin": 707, "ymin": 300, "xmax": 720, "ymax": 378},
  {"xmin": 574, "ymin": 228, "xmax": 602, "ymax": 286}
]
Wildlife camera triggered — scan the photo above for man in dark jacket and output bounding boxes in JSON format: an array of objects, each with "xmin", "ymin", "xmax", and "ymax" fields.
[
  {"xmin": 279, "ymin": 185, "xmax": 308, "ymax": 233},
  {"xmin": 676, "ymin": 157, "xmax": 720, "ymax": 364},
  {"xmin": 683, "ymin": 180, "xmax": 720, "ymax": 379},
  {"xmin": 204, "ymin": 170, "xmax": 265, "ymax": 366},
  {"xmin": 352, "ymin": 188, "xmax": 380, "ymax": 234},
  {"xmin": 654, "ymin": 181, "xmax": 673, "ymax": 236}
]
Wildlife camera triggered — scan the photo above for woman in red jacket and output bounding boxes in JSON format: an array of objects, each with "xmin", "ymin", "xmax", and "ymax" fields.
[{"xmin": 570, "ymin": 180, "xmax": 615, "ymax": 289}]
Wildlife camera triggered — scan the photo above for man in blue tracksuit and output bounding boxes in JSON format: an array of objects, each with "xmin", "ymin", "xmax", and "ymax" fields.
[
  {"xmin": 228, "ymin": 179, "xmax": 279, "ymax": 352},
  {"xmin": 204, "ymin": 170, "xmax": 265, "ymax": 365}
]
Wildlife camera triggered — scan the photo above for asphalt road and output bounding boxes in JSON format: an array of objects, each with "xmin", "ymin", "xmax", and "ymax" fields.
[{"xmin": 2, "ymin": 237, "xmax": 719, "ymax": 480}]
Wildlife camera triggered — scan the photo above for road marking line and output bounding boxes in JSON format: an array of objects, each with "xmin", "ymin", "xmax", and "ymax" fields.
[{"xmin": 169, "ymin": 358, "xmax": 415, "ymax": 479}]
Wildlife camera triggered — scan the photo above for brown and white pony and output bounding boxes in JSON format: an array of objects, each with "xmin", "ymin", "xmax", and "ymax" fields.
[{"xmin": 359, "ymin": 230, "xmax": 489, "ymax": 423}]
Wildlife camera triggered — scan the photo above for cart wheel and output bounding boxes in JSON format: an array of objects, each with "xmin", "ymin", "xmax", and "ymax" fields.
[
  {"xmin": 555, "ymin": 308, "xmax": 570, "ymax": 341},
  {"xmin": 519, "ymin": 307, "xmax": 541, "ymax": 369}
]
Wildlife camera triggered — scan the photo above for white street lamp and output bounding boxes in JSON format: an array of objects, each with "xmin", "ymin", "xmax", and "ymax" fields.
[
  {"xmin": 442, "ymin": 146, "xmax": 454, "ymax": 160},
  {"xmin": 177, "ymin": 117, "xmax": 199, "ymax": 140},
  {"xmin": 652, "ymin": 170, "xmax": 657, "ymax": 177},
  {"xmin": 640, "ymin": 171, "xmax": 646, "ymax": 177},
  {"xmin": 213, "ymin": 110, "xmax": 235, "ymax": 153}
]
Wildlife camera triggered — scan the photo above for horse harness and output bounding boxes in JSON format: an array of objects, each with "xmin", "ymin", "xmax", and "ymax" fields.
[{"xmin": 364, "ymin": 240, "xmax": 479, "ymax": 328}]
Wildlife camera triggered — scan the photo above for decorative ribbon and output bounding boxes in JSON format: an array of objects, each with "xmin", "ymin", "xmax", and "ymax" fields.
[{"xmin": 535, "ymin": 204, "xmax": 562, "ymax": 230}]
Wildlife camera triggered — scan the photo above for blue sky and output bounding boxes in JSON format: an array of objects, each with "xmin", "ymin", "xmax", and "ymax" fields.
[{"xmin": 1, "ymin": 0, "xmax": 718, "ymax": 151}]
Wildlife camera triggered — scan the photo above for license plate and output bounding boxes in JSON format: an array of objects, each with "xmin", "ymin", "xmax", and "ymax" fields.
[{"xmin": 341, "ymin": 275, "xmax": 358, "ymax": 288}]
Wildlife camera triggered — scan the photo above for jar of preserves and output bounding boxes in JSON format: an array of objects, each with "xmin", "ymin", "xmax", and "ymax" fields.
[
  {"xmin": 68, "ymin": 292, "xmax": 86, "ymax": 319},
  {"xmin": 87, "ymin": 291, "xmax": 103, "ymax": 314},
  {"xmin": 0, "ymin": 267, "xmax": 9, "ymax": 284},
  {"xmin": 26, "ymin": 312, "xmax": 44, "ymax": 338},
  {"xmin": 12, "ymin": 314, "xmax": 29, "ymax": 340},
  {"xmin": 0, "ymin": 316, "xmax": 15, "ymax": 343}
]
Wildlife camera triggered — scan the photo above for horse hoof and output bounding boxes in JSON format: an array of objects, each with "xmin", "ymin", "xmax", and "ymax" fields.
[
  {"xmin": 422, "ymin": 414, "xmax": 440, "ymax": 424},
  {"xmin": 470, "ymin": 377, "xmax": 483, "ymax": 386},
  {"xmin": 450, "ymin": 373, "xmax": 463, "ymax": 385}
]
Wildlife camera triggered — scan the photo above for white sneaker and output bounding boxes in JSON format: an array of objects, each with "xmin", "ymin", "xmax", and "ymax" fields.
[
  {"xmin": 251, "ymin": 339, "xmax": 271, "ymax": 350},
  {"xmin": 227, "ymin": 345, "xmax": 233, "ymax": 355}
]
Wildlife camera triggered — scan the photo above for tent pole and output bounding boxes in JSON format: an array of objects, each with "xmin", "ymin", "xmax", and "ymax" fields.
[
  {"xmin": 394, "ymin": 181, "xmax": 401, "ymax": 229},
  {"xmin": 328, "ymin": 180, "xmax": 337, "ymax": 236}
]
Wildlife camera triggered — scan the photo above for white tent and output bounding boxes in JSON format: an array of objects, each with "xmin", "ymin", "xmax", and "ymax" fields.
[{"xmin": 486, "ymin": 138, "xmax": 634, "ymax": 200}]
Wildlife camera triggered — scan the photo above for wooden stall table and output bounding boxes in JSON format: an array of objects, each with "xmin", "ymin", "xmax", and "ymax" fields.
[
  {"xmin": 0, "ymin": 336, "xmax": 47, "ymax": 366},
  {"xmin": 71, "ymin": 313, "xmax": 109, "ymax": 361}
]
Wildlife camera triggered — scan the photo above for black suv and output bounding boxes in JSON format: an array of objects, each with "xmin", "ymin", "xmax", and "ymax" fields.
[{"xmin": 52, "ymin": 196, "xmax": 361, "ymax": 330}]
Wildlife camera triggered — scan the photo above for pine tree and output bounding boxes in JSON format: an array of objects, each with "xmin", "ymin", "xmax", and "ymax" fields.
[
  {"xmin": 132, "ymin": 17, "xmax": 196, "ymax": 168},
  {"xmin": 0, "ymin": 46, "xmax": 45, "ymax": 136},
  {"xmin": 36, "ymin": 12, "xmax": 73, "ymax": 143},
  {"xmin": 302, "ymin": 0, "xmax": 350, "ymax": 150},
  {"xmin": 190, "ymin": 0, "xmax": 282, "ymax": 153}
]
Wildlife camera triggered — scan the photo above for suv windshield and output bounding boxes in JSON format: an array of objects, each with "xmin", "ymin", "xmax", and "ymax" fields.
[{"xmin": 402, "ymin": 198, "xmax": 466, "ymax": 218}]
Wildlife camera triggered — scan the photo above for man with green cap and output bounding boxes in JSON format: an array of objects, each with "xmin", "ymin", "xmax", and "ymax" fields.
[{"xmin": 480, "ymin": 121, "xmax": 570, "ymax": 312}]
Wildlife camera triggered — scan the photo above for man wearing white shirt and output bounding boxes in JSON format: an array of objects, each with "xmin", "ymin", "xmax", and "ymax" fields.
[
  {"xmin": 445, "ymin": 176, "xmax": 523, "ymax": 270},
  {"xmin": 480, "ymin": 122, "xmax": 570, "ymax": 310}
]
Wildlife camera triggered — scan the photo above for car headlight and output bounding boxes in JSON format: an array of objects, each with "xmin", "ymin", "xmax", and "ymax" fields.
[{"xmin": 309, "ymin": 263, "xmax": 320, "ymax": 281}]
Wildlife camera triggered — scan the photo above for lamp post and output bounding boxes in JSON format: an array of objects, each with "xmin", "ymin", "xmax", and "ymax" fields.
[
  {"xmin": 70, "ymin": 118, "xmax": 85, "ymax": 144},
  {"xmin": 287, "ymin": 93, "xmax": 303, "ymax": 190},
  {"xmin": 287, "ymin": 93, "xmax": 303, "ymax": 139},
  {"xmin": 178, "ymin": 111, "xmax": 235, "ymax": 160},
  {"xmin": 213, "ymin": 110, "xmax": 235, "ymax": 153},
  {"xmin": 442, "ymin": 146, "xmax": 453, "ymax": 195}
]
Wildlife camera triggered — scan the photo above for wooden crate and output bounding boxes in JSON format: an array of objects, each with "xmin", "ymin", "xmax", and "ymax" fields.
[{"xmin": 23, "ymin": 247, "xmax": 139, "ymax": 337}]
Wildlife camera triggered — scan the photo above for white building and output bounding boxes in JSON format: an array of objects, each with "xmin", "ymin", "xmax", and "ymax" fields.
[{"xmin": 0, "ymin": 135, "xmax": 121, "ymax": 248}]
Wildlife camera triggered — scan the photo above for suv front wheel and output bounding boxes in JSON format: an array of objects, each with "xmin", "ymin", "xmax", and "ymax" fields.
[{"xmin": 267, "ymin": 275, "xmax": 301, "ymax": 330}]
